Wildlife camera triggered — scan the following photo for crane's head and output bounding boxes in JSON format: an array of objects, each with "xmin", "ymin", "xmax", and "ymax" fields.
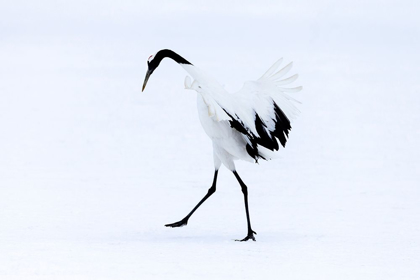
[
  {"xmin": 142, "ymin": 50, "xmax": 193, "ymax": 92},
  {"xmin": 142, "ymin": 53, "xmax": 159, "ymax": 92}
]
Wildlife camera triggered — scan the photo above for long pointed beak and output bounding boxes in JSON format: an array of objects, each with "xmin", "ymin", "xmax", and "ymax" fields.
[{"xmin": 142, "ymin": 70, "xmax": 152, "ymax": 92}]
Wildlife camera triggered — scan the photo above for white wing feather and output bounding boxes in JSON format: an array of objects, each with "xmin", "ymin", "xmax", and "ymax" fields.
[
  {"xmin": 232, "ymin": 59, "xmax": 302, "ymax": 133},
  {"xmin": 259, "ymin": 58, "xmax": 283, "ymax": 80}
]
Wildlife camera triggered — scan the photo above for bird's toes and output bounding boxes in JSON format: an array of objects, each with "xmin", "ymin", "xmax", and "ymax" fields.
[
  {"xmin": 165, "ymin": 219, "xmax": 188, "ymax": 228},
  {"xmin": 235, "ymin": 232, "xmax": 257, "ymax": 242}
]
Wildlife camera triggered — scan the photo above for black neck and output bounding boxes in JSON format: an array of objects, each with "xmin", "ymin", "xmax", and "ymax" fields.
[{"xmin": 149, "ymin": 49, "xmax": 192, "ymax": 72}]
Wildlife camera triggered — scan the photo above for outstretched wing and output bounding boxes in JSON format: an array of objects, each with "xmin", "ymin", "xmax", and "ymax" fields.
[{"xmin": 226, "ymin": 58, "xmax": 302, "ymax": 161}]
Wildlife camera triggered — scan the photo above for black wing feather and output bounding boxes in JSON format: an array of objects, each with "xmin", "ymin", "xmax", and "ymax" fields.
[{"xmin": 225, "ymin": 100, "xmax": 292, "ymax": 162}]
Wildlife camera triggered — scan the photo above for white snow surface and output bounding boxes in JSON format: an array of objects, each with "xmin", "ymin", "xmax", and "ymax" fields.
[{"xmin": 1, "ymin": 1, "xmax": 420, "ymax": 279}]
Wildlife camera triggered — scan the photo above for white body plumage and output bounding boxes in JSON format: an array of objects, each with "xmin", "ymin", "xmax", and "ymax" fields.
[{"xmin": 182, "ymin": 62, "xmax": 301, "ymax": 171}]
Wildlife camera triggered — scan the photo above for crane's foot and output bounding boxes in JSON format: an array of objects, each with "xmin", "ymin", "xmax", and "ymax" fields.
[
  {"xmin": 235, "ymin": 230, "xmax": 257, "ymax": 242},
  {"xmin": 165, "ymin": 218, "xmax": 188, "ymax": 228}
]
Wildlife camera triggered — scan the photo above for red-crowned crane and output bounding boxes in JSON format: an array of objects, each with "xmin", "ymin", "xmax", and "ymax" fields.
[{"xmin": 142, "ymin": 49, "xmax": 301, "ymax": 241}]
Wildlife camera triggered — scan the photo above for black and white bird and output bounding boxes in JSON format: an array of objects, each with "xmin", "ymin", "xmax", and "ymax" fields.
[{"xmin": 142, "ymin": 49, "xmax": 301, "ymax": 241}]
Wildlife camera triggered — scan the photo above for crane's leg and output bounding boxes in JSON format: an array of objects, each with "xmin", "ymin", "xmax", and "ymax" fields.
[
  {"xmin": 233, "ymin": 171, "xmax": 257, "ymax": 242},
  {"xmin": 165, "ymin": 170, "xmax": 219, "ymax": 228}
]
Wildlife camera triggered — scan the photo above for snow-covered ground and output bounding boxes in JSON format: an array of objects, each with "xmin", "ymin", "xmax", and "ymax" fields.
[{"xmin": 1, "ymin": 1, "xmax": 419, "ymax": 279}]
